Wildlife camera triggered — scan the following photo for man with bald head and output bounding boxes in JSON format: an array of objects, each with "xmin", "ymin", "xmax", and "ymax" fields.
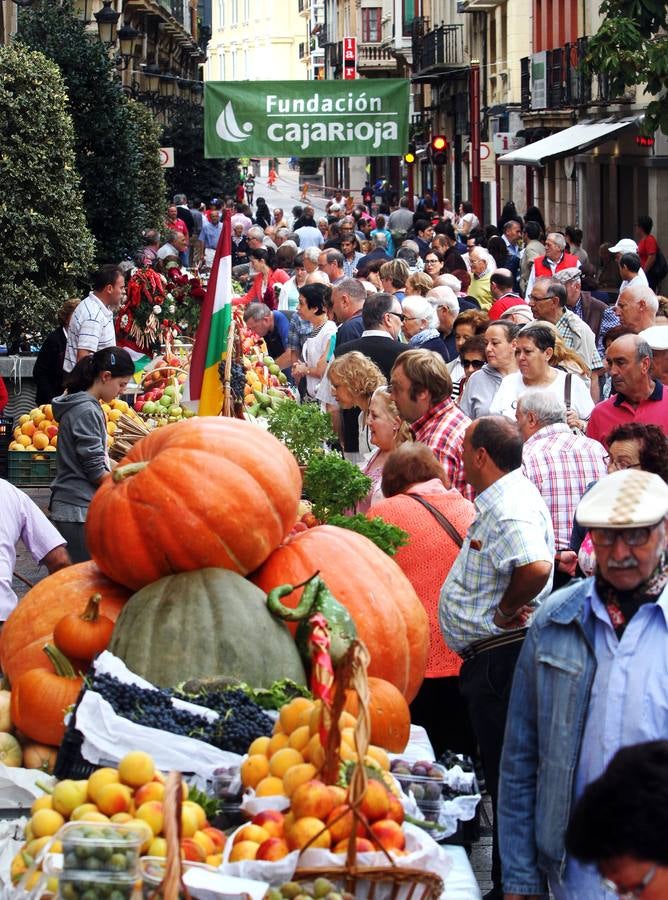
[
  {"xmin": 614, "ymin": 283, "xmax": 658, "ymax": 333},
  {"xmin": 587, "ymin": 333, "xmax": 668, "ymax": 445}
]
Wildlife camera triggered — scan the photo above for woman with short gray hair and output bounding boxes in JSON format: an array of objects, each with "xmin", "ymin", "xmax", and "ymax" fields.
[{"xmin": 401, "ymin": 295, "xmax": 449, "ymax": 362}]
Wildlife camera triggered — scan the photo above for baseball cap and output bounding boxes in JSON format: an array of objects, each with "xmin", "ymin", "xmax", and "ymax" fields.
[
  {"xmin": 639, "ymin": 325, "xmax": 668, "ymax": 352},
  {"xmin": 608, "ymin": 238, "xmax": 638, "ymax": 254}
]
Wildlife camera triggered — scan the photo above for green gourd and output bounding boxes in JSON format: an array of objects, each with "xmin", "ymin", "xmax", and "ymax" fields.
[
  {"xmin": 266, "ymin": 573, "xmax": 358, "ymax": 665},
  {"xmin": 107, "ymin": 568, "xmax": 306, "ymax": 688}
]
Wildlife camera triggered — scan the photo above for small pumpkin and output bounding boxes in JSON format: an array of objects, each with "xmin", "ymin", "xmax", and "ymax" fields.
[
  {"xmin": 0, "ymin": 733, "xmax": 22, "ymax": 767},
  {"xmin": 0, "ymin": 561, "xmax": 129, "ymax": 685},
  {"xmin": 53, "ymin": 593, "xmax": 115, "ymax": 663},
  {"xmin": 344, "ymin": 677, "xmax": 411, "ymax": 753},
  {"xmin": 252, "ymin": 526, "xmax": 429, "ymax": 703},
  {"xmin": 0, "ymin": 689, "xmax": 11, "ymax": 732},
  {"xmin": 86, "ymin": 418, "xmax": 302, "ymax": 591},
  {"xmin": 10, "ymin": 645, "xmax": 83, "ymax": 746},
  {"xmin": 108, "ymin": 568, "xmax": 306, "ymax": 689},
  {"xmin": 21, "ymin": 742, "xmax": 58, "ymax": 774}
]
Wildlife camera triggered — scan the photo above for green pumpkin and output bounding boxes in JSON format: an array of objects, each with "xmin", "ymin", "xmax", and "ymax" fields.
[{"xmin": 107, "ymin": 568, "xmax": 306, "ymax": 689}]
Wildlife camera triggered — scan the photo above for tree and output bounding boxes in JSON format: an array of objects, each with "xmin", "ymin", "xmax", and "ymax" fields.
[
  {"xmin": 126, "ymin": 99, "xmax": 167, "ymax": 241},
  {"xmin": 585, "ymin": 0, "xmax": 668, "ymax": 135},
  {"xmin": 19, "ymin": 0, "xmax": 162, "ymax": 262},
  {"xmin": 161, "ymin": 104, "xmax": 238, "ymax": 202},
  {"xmin": 0, "ymin": 43, "xmax": 95, "ymax": 350}
]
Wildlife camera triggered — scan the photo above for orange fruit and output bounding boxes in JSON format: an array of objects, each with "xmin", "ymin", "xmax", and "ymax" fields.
[
  {"xmin": 240, "ymin": 754, "xmax": 270, "ymax": 789},
  {"xmin": 269, "ymin": 748, "xmax": 303, "ymax": 778},
  {"xmin": 255, "ymin": 776, "xmax": 286, "ymax": 797}
]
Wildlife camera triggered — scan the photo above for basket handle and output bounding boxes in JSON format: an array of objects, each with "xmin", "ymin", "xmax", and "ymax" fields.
[{"xmin": 156, "ymin": 771, "xmax": 192, "ymax": 900}]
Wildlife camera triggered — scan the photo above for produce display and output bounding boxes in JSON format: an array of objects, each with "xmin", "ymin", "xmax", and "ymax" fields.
[
  {"xmin": 61, "ymin": 822, "xmax": 140, "ymax": 874},
  {"xmin": 10, "ymin": 645, "xmax": 83, "ymax": 746},
  {"xmin": 7, "ymin": 398, "xmax": 140, "ymax": 453},
  {"xmin": 107, "ymin": 569, "xmax": 306, "ymax": 689},
  {"xmin": 91, "ymin": 672, "xmax": 274, "ymax": 755},
  {"xmin": 133, "ymin": 367, "xmax": 195, "ymax": 425},
  {"xmin": 266, "ymin": 879, "xmax": 355, "ymax": 900}
]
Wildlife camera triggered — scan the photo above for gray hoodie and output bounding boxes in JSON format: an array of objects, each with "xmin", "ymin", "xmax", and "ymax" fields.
[
  {"xmin": 51, "ymin": 392, "xmax": 109, "ymax": 508},
  {"xmin": 458, "ymin": 363, "xmax": 503, "ymax": 420}
]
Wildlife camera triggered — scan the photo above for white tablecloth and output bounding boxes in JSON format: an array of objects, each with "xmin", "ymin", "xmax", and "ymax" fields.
[{"xmin": 440, "ymin": 845, "xmax": 482, "ymax": 899}]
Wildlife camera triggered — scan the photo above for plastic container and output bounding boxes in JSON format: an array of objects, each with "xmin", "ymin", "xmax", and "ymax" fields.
[
  {"xmin": 139, "ymin": 856, "xmax": 218, "ymax": 899},
  {"xmin": 7, "ymin": 449, "xmax": 57, "ymax": 487},
  {"xmin": 59, "ymin": 822, "xmax": 141, "ymax": 876},
  {"xmin": 58, "ymin": 869, "xmax": 136, "ymax": 899},
  {"xmin": 394, "ymin": 763, "xmax": 446, "ymax": 802},
  {"xmin": 211, "ymin": 803, "xmax": 245, "ymax": 831},
  {"xmin": 211, "ymin": 768, "xmax": 242, "ymax": 802}
]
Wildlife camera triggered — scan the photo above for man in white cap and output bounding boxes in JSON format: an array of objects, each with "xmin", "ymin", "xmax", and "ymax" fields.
[
  {"xmin": 499, "ymin": 468, "xmax": 668, "ymax": 900},
  {"xmin": 640, "ymin": 324, "xmax": 668, "ymax": 386},
  {"xmin": 614, "ymin": 283, "xmax": 658, "ymax": 333}
]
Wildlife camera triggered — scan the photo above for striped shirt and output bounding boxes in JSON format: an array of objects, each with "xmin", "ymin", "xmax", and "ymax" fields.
[
  {"xmin": 521, "ymin": 423, "xmax": 608, "ymax": 550},
  {"xmin": 411, "ymin": 397, "xmax": 473, "ymax": 499},
  {"xmin": 63, "ymin": 294, "xmax": 116, "ymax": 373},
  {"xmin": 439, "ymin": 468, "xmax": 554, "ymax": 652}
]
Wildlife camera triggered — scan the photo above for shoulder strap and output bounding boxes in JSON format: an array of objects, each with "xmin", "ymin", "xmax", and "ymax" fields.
[
  {"xmin": 407, "ymin": 493, "xmax": 464, "ymax": 548},
  {"xmin": 564, "ymin": 372, "xmax": 573, "ymax": 410}
]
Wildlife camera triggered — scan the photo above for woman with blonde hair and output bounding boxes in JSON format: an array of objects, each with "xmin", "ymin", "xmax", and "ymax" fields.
[
  {"xmin": 405, "ymin": 271, "xmax": 433, "ymax": 297},
  {"xmin": 327, "ymin": 351, "xmax": 387, "ymax": 456},
  {"xmin": 358, "ymin": 386, "xmax": 412, "ymax": 511}
]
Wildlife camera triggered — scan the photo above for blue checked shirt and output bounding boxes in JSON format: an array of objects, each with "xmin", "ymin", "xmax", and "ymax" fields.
[
  {"xmin": 439, "ymin": 468, "xmax": 555, "ymax": 652},
  {"xmin": 286, "ymin": 315, "xmax": 313, "ymax": 354}
]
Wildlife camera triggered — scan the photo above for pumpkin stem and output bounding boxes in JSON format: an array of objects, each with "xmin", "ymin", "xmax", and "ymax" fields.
[
  {"xmin": 80, "ymin": 593, "xmax": 103, "ymax": 622},
  {"xmin": 43, "ymin": 644, "xmax": 78, "ymax": 679},
  {"xmin": 112, "ymin": 460, "xmax": 149, "ymax": 483}
]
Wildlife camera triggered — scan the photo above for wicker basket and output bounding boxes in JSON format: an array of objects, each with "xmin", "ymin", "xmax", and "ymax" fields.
[{"xmin": 291, "ymin": 642, "xmax": 444, "ymax": 900}]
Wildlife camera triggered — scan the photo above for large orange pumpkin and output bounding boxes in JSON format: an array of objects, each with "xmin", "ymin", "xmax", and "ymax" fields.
[
  {"xmin": 252, "ymin": 525, "xmax": 429, "ymax": 703},
  {"xmin": 345, "ymin": 677, "xmax": 411, "ymax": 753},
  {"xmin": 0, "ymin": 562, "xmax": 129, "ymax": 685},
  {"xmin": 86, "ymin": 418, "xmax": 302, "ymax": 590}
]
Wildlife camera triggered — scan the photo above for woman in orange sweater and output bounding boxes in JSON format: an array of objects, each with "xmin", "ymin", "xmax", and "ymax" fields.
[
  {"xmin": 234, "ymin": 247, "xmax": 289, "ymax": 310},
  {"xmin": 370, "ymin": 442, "xmax": 477, "ymax": 758}
]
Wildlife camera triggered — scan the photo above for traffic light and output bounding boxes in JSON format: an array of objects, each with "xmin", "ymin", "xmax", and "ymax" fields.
[
  {"xmin": 431, "ymin": 135, "xmax": 448, "ymax": 166},
  {"xmin": 404, "ymin": 142, "xmax": 416, "ymax": 165}
]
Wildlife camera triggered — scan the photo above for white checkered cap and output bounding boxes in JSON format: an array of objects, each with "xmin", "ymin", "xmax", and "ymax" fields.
[
  {"xmin": 575, "ymin": 469, "xmax": 668, "ymax": 528},
  {"xmin": 640, "ymin": 325, "xmax": 668, "ymax": 351}
]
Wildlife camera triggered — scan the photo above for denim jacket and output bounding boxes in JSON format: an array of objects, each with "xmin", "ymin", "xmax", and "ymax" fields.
[{"xmin": 498, "ymin": 578, "xmax": 597, "ymax": 896}]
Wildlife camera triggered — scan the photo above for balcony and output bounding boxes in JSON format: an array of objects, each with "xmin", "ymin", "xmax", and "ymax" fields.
[
  {"xmin": 357, "ymin": 42, "xmax": 399, "ymax": 72},
  {"xmin": 521, "ymin": 38, "xmax": 633, "ymax": 113},
  {"xmin": 413, "ymin": 23, "xmax": 466, "ymax": 77}
]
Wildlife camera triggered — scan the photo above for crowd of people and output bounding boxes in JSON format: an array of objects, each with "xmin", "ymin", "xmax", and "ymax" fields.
[{"xmin": 3, "ymin": 181, "xmax": 668, "ymax": 900}]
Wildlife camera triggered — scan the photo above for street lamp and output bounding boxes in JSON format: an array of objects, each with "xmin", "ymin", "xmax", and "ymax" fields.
[
  {"xmin": 142, "ymin": 64, "xmax": 162, "ymax": 93},
  {"xmin": 118, "ymin": 22, "xmax": 142, "ymax": 59},
  {"xmin": 94, "ymin": 0, "xmax": 120, "ymax": 45}
]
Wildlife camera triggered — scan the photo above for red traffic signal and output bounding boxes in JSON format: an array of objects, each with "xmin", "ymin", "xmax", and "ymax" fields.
[{"xmin": 431, "ymin": 135, "xmax": 448, "ymax": 165}]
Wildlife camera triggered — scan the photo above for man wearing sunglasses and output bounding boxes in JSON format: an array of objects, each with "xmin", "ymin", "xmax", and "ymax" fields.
[{"xmin": 499, "ymin": 468, "xmax": 668, "ymax": 899}]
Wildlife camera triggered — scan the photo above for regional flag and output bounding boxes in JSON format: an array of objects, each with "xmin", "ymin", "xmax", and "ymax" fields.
[{"xmin": 182, "ymin": 209, "xmax": 232, "ymax": 415}]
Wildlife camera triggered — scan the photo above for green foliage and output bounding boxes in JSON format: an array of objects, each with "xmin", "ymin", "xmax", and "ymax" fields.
[
  {"xmin": 162, "ymin": 104, "xmax": 238, "ymax": 202},
  {"xmin": 0, "ymin": 42, "xmax": 95, "ymax": 348},
  {"xmin": 299, "ymin": 157, "xmax": 323, "ymax": 176},
  {"xmin": 266, "ymin": 400, "xmax": 336, "ymax": 466},
  {"xmin": 303, "ymin": 452, "xmax": 372, "ymax": 520},
  {"xmin": 328, "ymin": 514, "xmax": 409, "ymax": 557},
  {"xmin": 19, "ymin": 0, "xmax": 160, "ymax": 262},
  {"xmin": 584, "ymin": 0, "xmax": 668, "ymax": 134},
  {"xmin": 126, "ymin": 100, "xmax": 166, "ymax": 239}
]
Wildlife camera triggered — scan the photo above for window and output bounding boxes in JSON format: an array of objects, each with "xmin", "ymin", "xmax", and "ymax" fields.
[
  {"xmin": 217, "ymin": 0, "xmax": 224, "ymax": 27},
  {"xmin": 231, "ymin": 0, "xmax": 238, "ymax": 25},
  {"xmin": 362, "ymin": 7, "xmax": 381, "ymax": 43},
  {"xmin": 219, "ymin": 54, "xmax": 226, "ymax": 79},
  {"xmin": 243, "ymin": 0, "xmax": 250, "ymax": 23}
]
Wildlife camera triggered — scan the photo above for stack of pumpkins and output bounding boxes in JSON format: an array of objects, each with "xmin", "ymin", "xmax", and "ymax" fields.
[{"xmin": 0, "ymin": 418, "xmax": 429, "ymax": 760}]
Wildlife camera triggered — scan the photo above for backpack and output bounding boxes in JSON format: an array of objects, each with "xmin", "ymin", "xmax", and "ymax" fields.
[{"xmin": 649, "ymin": 248, "xmax": 668, "ymax": 288}]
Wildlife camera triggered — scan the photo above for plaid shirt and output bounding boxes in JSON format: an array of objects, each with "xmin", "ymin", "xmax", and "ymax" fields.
[
  {"xmin": 411, "ymin": 398, "xmax": 473, "ymax": 499},
  {"xmin": 521, "ymin": 423, "xmax": 608, "ymax": 550},
  {"xmin": 286, "ymin": 315, "xmax": 313, "ymax": 354},
  {"xmin": 573, "ymin": 296, "xmax": 620, "ymax": 356},
  {"xmin": 439, "ymin": 469, "xmax": 555, "ymax": 652},
  {"xmin": 555, "ymin": 309, "xmax": 603, "ymax": 372}
]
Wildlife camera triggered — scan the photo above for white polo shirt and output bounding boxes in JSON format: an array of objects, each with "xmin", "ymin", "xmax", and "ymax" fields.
[{"xmin": 63, "ymin": 293, "xmax": 116, "ymax": 373}]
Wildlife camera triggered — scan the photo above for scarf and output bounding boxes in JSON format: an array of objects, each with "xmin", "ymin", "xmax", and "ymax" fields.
[
  {"xmin": 595, "ymin": 552, "xmax": 668, "ymax": 638},
  {"xmin": 409, "ymin": 327, "xmax": 441, "ymax": 347}
]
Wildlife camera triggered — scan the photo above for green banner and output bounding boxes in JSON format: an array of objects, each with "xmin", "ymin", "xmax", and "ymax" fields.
[{"xmin": 204, "ymin": 80, "xmax": 409, "ymax": 158}]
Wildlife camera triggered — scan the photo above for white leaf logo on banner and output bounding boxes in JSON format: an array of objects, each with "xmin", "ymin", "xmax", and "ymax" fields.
[{"xmin": 215, "ymin": 101, "xmax": 253, "ymax": 143}]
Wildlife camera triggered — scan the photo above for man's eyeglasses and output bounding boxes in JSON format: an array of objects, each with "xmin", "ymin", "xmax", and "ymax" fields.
[
  {"xmin": 603, "ymin": 455, "xmax": 642, "ymax": 471},
  {"xmin": 386, "ymin": 311, "xmax": 406, "ymax": 322},
  {"xmin": 601, "ymin": 864, "xmax": 656, "ymax": 898},
  {"xmin": 462, "ymin": 358, "xmax": 485, "ymax": 370},
  {"xmin": 528, "ymin": 293, "xmax": 556, "ymax": 303},
  {"xmin": 589, "ymin": 525, "xmax": 659, "ymax": 548}
]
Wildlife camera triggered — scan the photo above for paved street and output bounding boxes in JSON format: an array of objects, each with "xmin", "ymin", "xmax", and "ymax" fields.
[{"xmin": 247, "ymin": 165, "xmax": 338, "ymax": 222}]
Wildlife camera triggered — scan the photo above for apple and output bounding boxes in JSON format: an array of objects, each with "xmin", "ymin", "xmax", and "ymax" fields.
[
  {"xmin": 168, "ymin": 405, "xmax": 182, "ymax": 417},
  {"xmin": 251, "ymin": 809, "xmax": 284, "ymax": 838},
  {"xmin": 159, "ymin": 394, "xmax": 172, "ymax": 408},
  {"xmin": 142, "ymin": 401, "xmax": 157, "ymax": 415},
  {"xmin": 256, "ymin": 837, "xmax": 290, "ymax": 861},
  {"xmin": 164, "ymin": 385, "xmax": 177, "ymax": 399}
]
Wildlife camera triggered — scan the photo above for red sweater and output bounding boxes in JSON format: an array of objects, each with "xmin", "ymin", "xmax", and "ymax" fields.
[
  {"xmin": 235, "ymin": 269, "xmax": 289, "ymax": 310},
  {"xmin": 0, "ymin": 377, "xmax": 7, "ymax": 413}
]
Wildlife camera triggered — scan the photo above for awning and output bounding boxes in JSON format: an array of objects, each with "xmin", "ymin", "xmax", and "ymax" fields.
[{"xmin": 497, "ymin": 116, "xmax": 641, "ymax": 167}]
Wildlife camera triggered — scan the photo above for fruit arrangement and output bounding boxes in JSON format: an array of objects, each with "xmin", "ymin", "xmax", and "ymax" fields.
[
  {"xmin": 134, "ymin": 369, "xmax": 196, "ymax": 425},
  {"xmin": 266, "ymin": 879, "xmax": 355, "ymax": 900},
  {"xmin": 241, "ymin": 350, "xmax": 291, "ymax": 416},
  {"xmin": 7, "ymin": 399, "xmax": 139, "ymax": 452},
  {"xmin": 10, "ymin": 750, "xmax": 227, "ymax": 887},
  {"xmin": 389, "ymin": 760, "xmax": 445, "ymax": 817},
  {"xmin": 238, "ymin": 695, "xmax": 395, "ymax": 801}
]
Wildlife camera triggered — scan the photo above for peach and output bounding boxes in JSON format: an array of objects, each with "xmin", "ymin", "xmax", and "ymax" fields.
[
  {"xmin": 256, "ymin": 837, "xmax": 290, "ymax": 861},
  {"xmin": 286, "ymin": 816, "xmax": 330, "ymax": 851},
  {"xmin": 181, "ymin": 838, "xmax": 206, "ymax": 862},
  {"xmin": 148, "ymin": 836, "xmax": 167, "ymax": 857},
  {"xmin": 134, "ymin": 781, "xmax": 165, "ymax": 806},
  {"xmin": 360, "ymin": 780, "xmax": 390, "ymax": 823},
  {"xmin": 303, "ymin": 733, "xmax": 325, "ymax": 769},
  {"xmin": 333, "ymin": 836, "xmax": 375, "ymax": 854},
  {"xmin": 386, "ymin": 794, "xmax": 405, "ymax": 825},
  {"xmin": 52, "ymin": 779, "xmax": 88, "ymax": 817},
  {"xmin": 291, "ymin": 780, "xmax": 336, "ymax": 822},
  {"xmin": 20, "ymin": 421, "xmax": 36, "ymax": 437},
  {"xmin": 87, "ymin": 767, "xmax": 120, "ymax": 805},
  {"xmin": 31, "ymin": 796, "xmax": 53, "ymax": 814},
  {"xmin": 181, "ymin": 806, "xmax": 200, "ymax": 838},
  {"xmin": 279, "ymin": 697, "xmax": 313, "ymax": 735},
  {"xmin": 192, "ymin": 830, "xmax": 216, "ymax": 858},
  {"xmin": 228, "ymin": 840, "xmax": 260, "ymax": 862},
  {"xmin": 96, "ymin": 783, "xmax": 132, "ymax": 816},
  {"xmin": 202, "ymin": 827, "xmax": 227, "ymax": 852},
  {"xmin": 325, "ymin": 804, "xmax": 355, "ymax": 845},
  {"xmin": 288, "ymin": 725, "xmax": 310, "ymax": 753},
  {"xmin": 31, "ymin": 809, "xmax": 65, "ymax": 838},
  {"xmin": 251, "ymin": 810, "xmax": 284, "ymax": 838},
  {"xmin": 328, "ymin": 785, "xmax": 348, "ymax": 807},
  {"xmin": 206, "ymin": 853, "xmax": 223, "ymax": 867},
  {"xmin": 76, "ymin": 811, "xmax": 109, "ymax": 824},
  {"xmin": 233, "ymin": 824, "xmax": 270, "ymax": 846},
  {"xmin": 32, "ymin": 432, "xmax": 49, "ymax": 450},
  {"xmin": 240, "ymin": 754, "xmax": 270, "ymax": 789},
  {"xmin": 135, "ymin": 801, "xmax": 164, "ymax": 836},
  {"xmin": 248, "ymin": 736, "xmax": 271, "ymax": 756},
  {"xmin": 283, "ymin": 763, "xmax": 318, "ymax": 797},
  {"xmin": 267, "ymin": 732, "xmax": 290, "ymax": 756},
  {"xmin": 182, "ymin": 800, "xmax": 207, "ymax": 830},
  {"xmin": 125, "ymin": 818, "xmax": 153, "ymax": 853},
  {"xmin": 370, "ymin": 819, "xmax": 405, "ymax": 852},
  {"xmin": 269, "ymin": 747, "xmax": 303, "ymax": 778},
  {"xmin": 70, "ymin": 804, "xmax": 99, "ymax": 820},
  {"xmin": 118, "ymin": 750, "xmax": 155, "ymax": 787},
  {"xmin": 110, "ymin": 813, "xmax": 133, "ymax": 824},
  {"xmin": 255, "ymin": 776, "xmax": 286, "ymax": 797}
]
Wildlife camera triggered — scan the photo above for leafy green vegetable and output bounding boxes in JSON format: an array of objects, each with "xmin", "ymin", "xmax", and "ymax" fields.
[
  {"xmin": 237, "ymin": 679, "xmax": 313, "ymax": 710},
  {"xmin": 327, "ymin": 514, "xmax": 409, "ymax": 557},
  {"xmin": 267, "ymin": 400, "xmax": 336, "ymax": 466},
  {"xmin": 304, "ymin": 453, "xmax": 372, "ymax": 520},
  {"xmin": 185, "ymin": 785, "xmax": 220, "ymax": 820}
]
